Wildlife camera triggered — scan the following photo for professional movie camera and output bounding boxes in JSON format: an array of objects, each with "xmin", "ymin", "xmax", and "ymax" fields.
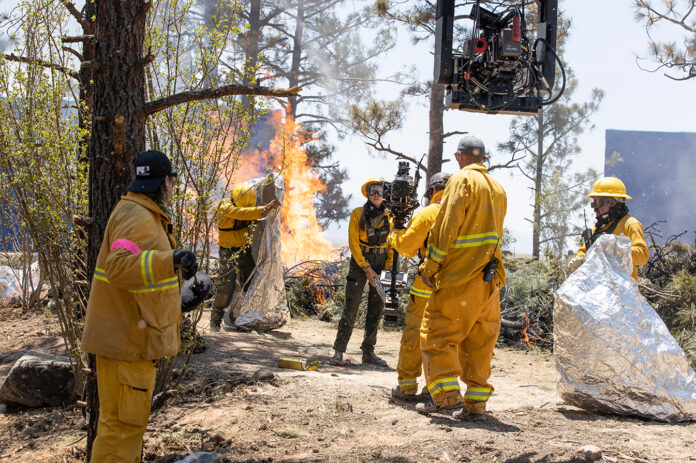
[
  {"xmin": 435, "ymin": 0, "xmax": 565, "ymax": 115},
  {"xmin": 380, "ymin": 161, "xmax": 422, "ymax": 324},
  {"xmin": 383, "ymin": 161, "xmax": 421, "ymax": 229}
]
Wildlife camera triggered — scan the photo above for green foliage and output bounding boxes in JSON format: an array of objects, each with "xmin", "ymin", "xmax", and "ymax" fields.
[
  {"xmin": 0, "ymin": 0, "xmax": 89, "ymax": 371},
  {"xmin": 145, "ymin": 0, "xmax": 259, "ymax": 274},
  {"xmin": 640, "ymin": 231, "xmax": 696, "ymax": 368},
  {"xmin": 500, "ymin": 256, "xmax": 569, "ymax": 348}
]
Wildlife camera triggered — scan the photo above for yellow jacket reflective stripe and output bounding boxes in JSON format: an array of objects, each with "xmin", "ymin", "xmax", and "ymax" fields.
[
  {"xmin": 348, "ymin": 206, "xmax": 394, "ymax": 268},
  {"xmin": 96, "ymin": 257, "xmax": 179, "ymax": 293},
  {"xmin": 421, "ymin": 163, "xmax": 507, "ymax": 289},
  {"xmin": 409, "ymin": 281, "xmax": 432, "ymax": 298},
  {"xmin": 428, "ymin": 377, "xmax": 460, "ymax": 396},
  {"xmin": 398, "ymin": 378, "xmax": 417, "ymax": 387},
  {"xmin": 94, "ymin": 267, "xmax": 109, "ymax": 283},
  {"xmin": 576, "ymin": 214, "xmax": 648, "ymax": 282},
  {"xmin": 452, "ymin": 232, "xmax": 499, "ymax": 248}
]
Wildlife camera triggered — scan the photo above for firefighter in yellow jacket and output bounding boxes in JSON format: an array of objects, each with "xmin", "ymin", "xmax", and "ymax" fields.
[
  {"xmin": 568, "ymin": 177, "xmax": 649, "ymax": 281},
  {"xmin": 388, "ymin": 172, "xmax": 451, "ymax": 400},
  {"xmin": 330, "ymin": 176, "xmax": 394, "ymax": 367},
  {"xmin": 416, "ymin": 136, "xmax": 507, "ymax": 421},
  {"xmin": 82, "ymin": 150, "xmax": 199, "ymax": 463},
  {"xmin": 210, "ymin": 183, "xmax": 280, "ymax": 331}
]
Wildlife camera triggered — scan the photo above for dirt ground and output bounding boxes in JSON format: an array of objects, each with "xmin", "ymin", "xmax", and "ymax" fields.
[{"xmin": 1, "ymin": 304, "xmax": 695, "ymax": 463}]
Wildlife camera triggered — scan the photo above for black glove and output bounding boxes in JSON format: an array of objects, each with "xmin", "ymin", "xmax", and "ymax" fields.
[
  {"xmin": 181, "ymin": 271, "xmax": 212, "ymax": 313},
  {"xmin": 173, "ymin": 249, "xmax": 198, "ymax": 280}
]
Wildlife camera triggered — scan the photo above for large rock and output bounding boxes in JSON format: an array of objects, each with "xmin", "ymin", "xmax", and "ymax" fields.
[{"xmin": 0, "ymin": 351, "xmax": 75, "ymax": 407}]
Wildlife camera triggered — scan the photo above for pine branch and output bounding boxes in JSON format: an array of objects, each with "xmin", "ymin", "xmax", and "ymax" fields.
[
  {"xmin": 144, "ymin": 85, "xmax": 301, "ymax": 116},
  {"xmin": 60, "ymin": 0, "xmax": 90, "ymax": 31},
  {"xmin": 1, "ymin": 53, "xmax": 80, "ymax": 80}
]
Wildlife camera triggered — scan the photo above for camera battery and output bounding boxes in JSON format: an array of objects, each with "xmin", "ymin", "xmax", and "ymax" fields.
[{"xmin": 497, "ymin": 29, "xmax": 521, "ymax": 58}]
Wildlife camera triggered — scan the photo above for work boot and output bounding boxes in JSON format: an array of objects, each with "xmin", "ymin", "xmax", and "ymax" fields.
[
  {"xmin": 452, "ymin": 408, "xmax": 486, "ymax": 422},
  {"xmin": 415, "ymin": 399, "xmax": 466, "ymax": 414},
  {"xmin": 329, "ymin": 350, "xmax": 343, "ymax": 366},
  {"xmin": 391, "ymin": 386, "xmax": 421, "ymax": 402},
  {"xmin": 362, "ymin": 350, "xmax": 388, "ymax": 367}
]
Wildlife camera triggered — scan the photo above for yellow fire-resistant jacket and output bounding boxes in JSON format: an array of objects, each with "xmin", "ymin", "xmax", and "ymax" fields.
[
  {"xmin": 348, "ymin": 206, "xmax": 394, "ymax": 269},
  {"xmin": 81, "ymin": 192, "xmax": 181, "ymax": 361},
  {"xmin": 576, "ymin": 214, "xmax": 649, "ymax": 281},
  {"xmin": 388, "ymin": 191, "xmax": 444, "ymax": 298},
  {"xmin": 421, "ymin": 163, "xmax": 507, "ymax": 289},
  {"xmin": 216, "ymin": 202, "xmax": 264, "ymax": 248}
]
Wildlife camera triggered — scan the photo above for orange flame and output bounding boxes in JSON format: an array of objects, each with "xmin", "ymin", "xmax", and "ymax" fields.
[
  {"xmin": 225, "ymin": 108, "xmax": 337, "ymax": 266},
  {"xmin": 520, "ymin": 314, "xmax": 536, "ymax": 350}
]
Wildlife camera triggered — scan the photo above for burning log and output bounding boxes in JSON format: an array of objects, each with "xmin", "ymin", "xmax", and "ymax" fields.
[{"xmin": 284, "ymin": 259, "xmax": 346, "ymax": 318}]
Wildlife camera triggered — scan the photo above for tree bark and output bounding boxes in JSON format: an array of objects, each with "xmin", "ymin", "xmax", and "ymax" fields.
[
  {"xmin": 427, "ymin": 82, "xmax": 445, "ymax": 183},
  {"xmin": 241, "ymin": 0, "xmax": 261, "ymax": 112},
  {"xmin": 76, "ymin": 2, "xmax": 97, "ymax": 459},
  {"xmin": 532, "ymin": 109, "xmax": 544, "ymax": 257},
  {"xmin": 85, "ymin": 1, "xmax": 148, "ymax": 456},
  {"xmin": 288, "ymin": 0, "xmax": 305, "ymax": 118}
]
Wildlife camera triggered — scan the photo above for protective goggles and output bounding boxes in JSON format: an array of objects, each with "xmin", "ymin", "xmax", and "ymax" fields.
[
  {"xmin": 590, "ymin": 197, "xmax": 613, "ymax": 209},
  {"xmin": 366, "ymin": 184, "xmax": 384, "ymax": 197}
]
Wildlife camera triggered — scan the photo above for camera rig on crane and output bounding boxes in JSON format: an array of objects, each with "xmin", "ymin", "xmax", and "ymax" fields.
[{"xmin": 435, "ymin": 0, "xmax": 565, "ymax": 115}]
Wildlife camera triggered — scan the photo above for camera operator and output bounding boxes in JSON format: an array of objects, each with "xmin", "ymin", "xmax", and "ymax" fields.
[
  {"xmin": 329, "ymin": 176, "xmax": 394, "ymax": 367},
  {"xmin": 416, "ymin": 136, "xmax": 506, "ymax": 421},
  {"xmin": 81, "ymin": 150, "xmax": 202, "ymax": 462},
  {"xmin": 387, "ymin": 172, "xmax": 451, "ymax": 401}
]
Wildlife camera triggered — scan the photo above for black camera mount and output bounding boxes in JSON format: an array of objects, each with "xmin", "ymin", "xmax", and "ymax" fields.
[{"xmin": 435, "ymin": 0, "xmax": 565, "ymax": 115}]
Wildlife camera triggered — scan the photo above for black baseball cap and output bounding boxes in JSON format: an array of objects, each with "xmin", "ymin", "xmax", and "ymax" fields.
[
  {"xmin": 456, "ymin": 135, "xmax": 486, "ymax": 157},
  {"xmin": 128, "ymin": 150, "xmax": 178, "ymax": 193}
]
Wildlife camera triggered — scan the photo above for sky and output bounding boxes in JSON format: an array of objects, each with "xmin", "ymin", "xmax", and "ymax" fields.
[{"xmin": 324, "ymin": 0, "xmax": 696, "ymax": 254}]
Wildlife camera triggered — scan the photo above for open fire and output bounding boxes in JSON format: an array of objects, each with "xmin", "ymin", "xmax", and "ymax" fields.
[{"xmin": 228, "ymin": 108, "xmax": 337, "ymax": 267}]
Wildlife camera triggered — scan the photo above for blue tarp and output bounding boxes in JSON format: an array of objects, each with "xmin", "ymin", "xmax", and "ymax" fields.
[{"xmin": 605, "ymin": 129, "xmax": 696, "ymax": 244}]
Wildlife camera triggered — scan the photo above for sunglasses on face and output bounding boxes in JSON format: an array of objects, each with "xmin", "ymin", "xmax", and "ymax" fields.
[{"xmin": 367, "ymin": 184, "xmax": 384, "ymax": 197}]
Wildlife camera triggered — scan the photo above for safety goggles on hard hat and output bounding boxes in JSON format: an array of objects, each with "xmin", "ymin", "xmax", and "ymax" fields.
[
  {"xmin": 590, "ymin": 197, "xmax": 615, "ymax": 209},
  {"xmin": 366, "ymin": 184, "xmax": 384, "ymax": 197}
]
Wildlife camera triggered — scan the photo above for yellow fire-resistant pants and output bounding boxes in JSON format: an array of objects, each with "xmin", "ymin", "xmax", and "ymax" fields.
[
  {"xmin": 421, "ymin": 278, "xmax": 501, "ymax": 412},
  {"xmin": 397, "ymin": 294, "xmax": 429, "ymax": 394},
  {"xmin": 90, "ymin": 355, "xmax": 157, "ymax": 463}
]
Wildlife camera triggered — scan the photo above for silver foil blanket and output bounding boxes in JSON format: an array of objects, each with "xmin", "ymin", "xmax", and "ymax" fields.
[
  {"xmin": 554, "ymin": 234, "xmax": 696, "ymax": 422},
  {"xmin": 224, "ymin": 174, "xmax": 290, "ymax": 332}
]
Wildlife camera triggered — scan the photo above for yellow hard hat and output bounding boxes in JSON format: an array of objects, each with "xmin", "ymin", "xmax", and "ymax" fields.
[
  {"xmin": 587, "ymin": 177, "xmax": 632, "ymax": 199},
  {"xmin": 361, "ymin": 176, "xmax": 387, "ymax": 198},
  {"xmin": 231, "ymin": 183, "xmax": 257, "ymax": 207}
]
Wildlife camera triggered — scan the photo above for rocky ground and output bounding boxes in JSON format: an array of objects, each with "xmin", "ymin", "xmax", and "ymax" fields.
[{"xmin": 1, "ymin": 303, "xmax": 695, "ymax": 463}]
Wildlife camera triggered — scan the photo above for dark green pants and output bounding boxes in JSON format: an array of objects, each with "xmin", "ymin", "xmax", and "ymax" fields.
[
  {"xmin": 333, "ymin": 252, "xmax": 387, "ymax": 354},
  {"xmin": 211, "ymin": 245, "xmax": 255, "ymax": 324}
]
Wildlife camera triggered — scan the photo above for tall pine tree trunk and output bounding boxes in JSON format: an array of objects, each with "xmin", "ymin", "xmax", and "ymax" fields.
[
  {"xmin": 85, "ymin": 1, "xmax": 149, "ymax": 457},
  {"xmin": 427, "ymin": 82, "xmax": 445, "ymax": 182},
  {"xmin": 241, "ymin": 0, "xmax": 261, "ymax": 112},
  {"xmin": 532, "ymin": 109, "xmax": 544, "ymax": 257},
  {"xmin": 288, "ymin": 0, "xmax": 304, "ymax": 118}
]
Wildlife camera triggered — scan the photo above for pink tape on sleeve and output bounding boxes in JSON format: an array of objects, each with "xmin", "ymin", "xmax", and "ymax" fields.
[{"xmin": 110, "ymin": 239, "xmax": 142, "ymax": 255}]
